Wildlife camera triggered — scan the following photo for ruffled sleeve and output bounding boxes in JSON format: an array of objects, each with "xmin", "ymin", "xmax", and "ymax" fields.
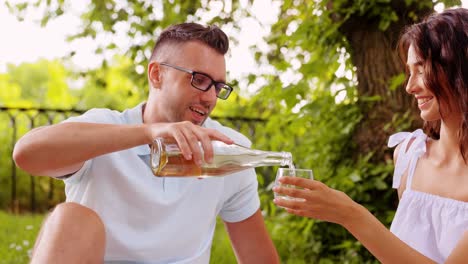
[{"xmin": 387, "ymin": 129, "xmax": 427, "ymax": 189}]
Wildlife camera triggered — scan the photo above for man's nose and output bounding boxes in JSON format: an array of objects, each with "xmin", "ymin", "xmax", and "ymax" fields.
[{"xmin": 200, "ymin": 84, "xmax": 218, "ymax": 101}]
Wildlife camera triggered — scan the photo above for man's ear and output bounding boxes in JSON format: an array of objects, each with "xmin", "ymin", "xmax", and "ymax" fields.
[{"xmin": 148, "ymin": 61, "xmax": 162, "ymax": 89}]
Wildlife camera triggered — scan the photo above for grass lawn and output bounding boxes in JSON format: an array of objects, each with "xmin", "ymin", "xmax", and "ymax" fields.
[
  {"xmin": 0, "ymin": 211, "xmax": 44, "ymax": 264},
  {"xmin": 0, "ymin": 211, "xmax": 236, "ymax": 263},
  {"xmin": 210, "ymin": 218, "xmax": 237, "ymax": 263}
]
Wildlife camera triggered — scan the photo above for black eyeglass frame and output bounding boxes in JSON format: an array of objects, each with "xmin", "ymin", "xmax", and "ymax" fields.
[{"xmin": 159, "ymin": 62, "xmax": 233, "ymax": 100}]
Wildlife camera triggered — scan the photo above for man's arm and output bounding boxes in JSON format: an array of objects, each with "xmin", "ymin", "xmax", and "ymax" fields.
[
  {"xmin": 13, "ymin": 122, "xmax": 152, "ymax": 177},
  {"xmin": 13, "ymin": 121, "xmax": 234, "ymax": 177},
  {"xmin": 224, "ymin": 209, "xmax": 280, "ymax": 264}
]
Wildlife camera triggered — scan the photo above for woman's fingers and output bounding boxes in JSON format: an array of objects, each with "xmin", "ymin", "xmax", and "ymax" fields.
[
  {"xmin": 273, "ymin": 185, "xmax": 310, "ymax": 200},
  {"xmin": 273, "ymin": 180, "xmax": 359, "ymax": 225},
  {"xmin": 274, "ymin": 196, "xmax": 309, "ymax": 209},
  {"xmin": 285, "ymin": 209, "xmax": 310, "ymax": 218},
  {"xmin": 278, "ymin": 176, "xmax": 322, "ymax": 190}
]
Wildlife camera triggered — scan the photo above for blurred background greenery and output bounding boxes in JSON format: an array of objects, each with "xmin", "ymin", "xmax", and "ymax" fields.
[{"xmin": 1, "ymin": 0, "xmax": 464, "ymax": 263}]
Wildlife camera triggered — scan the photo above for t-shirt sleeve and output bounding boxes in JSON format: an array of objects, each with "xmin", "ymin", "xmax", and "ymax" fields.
[
  {"xmin": 59, "ymin": 108, "xmax": 119, "ymax": 183},
  {"xmin": 219, "ymin": 168, "xmax": 260, "ymax": 223},
  {"xmin": 201, "ymin": 117, "xmax": 261, "ymax": 222}
]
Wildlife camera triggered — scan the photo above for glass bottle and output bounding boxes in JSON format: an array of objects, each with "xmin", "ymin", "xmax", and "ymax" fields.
[{"xmin": 150, "ymin": 138, "xmax": 293, "ymax": 178}]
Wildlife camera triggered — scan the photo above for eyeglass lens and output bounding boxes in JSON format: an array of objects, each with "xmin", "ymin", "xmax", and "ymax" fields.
[{"xmin": 192, "ymin": 73, "xmax": 230, "ymax": 99}]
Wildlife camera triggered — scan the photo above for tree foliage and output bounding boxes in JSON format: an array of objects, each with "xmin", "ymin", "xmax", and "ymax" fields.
[{"xmin": 2, "ymin": 0, "xmax": 463, "ymax": 262}]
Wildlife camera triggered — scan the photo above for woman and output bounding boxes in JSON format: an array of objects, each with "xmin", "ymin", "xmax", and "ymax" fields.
[{"xmin": 273, "ymin": 8, "xmax": 468, "ymax": 263}]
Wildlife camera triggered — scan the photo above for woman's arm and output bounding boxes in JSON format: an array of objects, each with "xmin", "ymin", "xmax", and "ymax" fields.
[
  {"xmin": 273, "ymin": 178, "xmax": 436, "ymax": 264},
  {"xmin": 445, "ymin": 231, "xmax": 468, "ymax": 264}
]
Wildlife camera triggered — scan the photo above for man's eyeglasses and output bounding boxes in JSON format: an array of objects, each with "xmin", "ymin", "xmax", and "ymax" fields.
[{"xmin": 159, "ymin": 62, "xmax": 233, "ymax": 100}]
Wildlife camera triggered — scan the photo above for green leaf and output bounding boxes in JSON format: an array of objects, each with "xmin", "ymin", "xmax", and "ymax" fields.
[{"xmin": 389, "ymin": 73, "xmax": 406, "ymax": 91}]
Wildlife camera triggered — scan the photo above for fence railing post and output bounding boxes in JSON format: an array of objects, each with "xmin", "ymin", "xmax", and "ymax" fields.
[
  {"xmin": 7, "ymin": 111, "xmax": 19, "ymax": 213},
  {"xmin": 0, "ymin": 106, "xmax": 266, "ymax": 213}
]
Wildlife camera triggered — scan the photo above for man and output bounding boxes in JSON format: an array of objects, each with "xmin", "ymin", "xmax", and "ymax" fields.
[{"xmin": 13, "ymin": 23, "xmax": 280, "ymax": 264}]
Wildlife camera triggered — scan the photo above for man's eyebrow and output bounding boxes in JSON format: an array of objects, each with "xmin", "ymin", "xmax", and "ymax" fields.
[{"xmin": 195, "ymin": 70, "xmax": 226, "ymax": 83}]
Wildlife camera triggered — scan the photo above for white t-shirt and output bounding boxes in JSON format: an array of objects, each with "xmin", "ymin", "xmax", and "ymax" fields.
[
  {"xmin": 388, "ymin": 129, "xmax": 468, "ymax": 263},
  {"xmin": 62, "ymin": 103, "xmax": 260, "ymax": 263}
]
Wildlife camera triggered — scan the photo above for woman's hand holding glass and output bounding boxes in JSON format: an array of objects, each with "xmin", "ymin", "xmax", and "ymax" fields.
[
  {"xmin": 273, "ymin": 175, "xmax": 362, "ymax": 226},
  {"xmin": 273, "ymin": 168, "xmax": 314, "ymax": 201}
]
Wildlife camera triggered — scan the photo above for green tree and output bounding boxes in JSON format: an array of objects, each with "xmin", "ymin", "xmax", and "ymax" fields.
[
  {"xmin": 6, "ymin": 0, "xmax": 459, "ymax": 157},
  {"xmin": 1, "ymin": 60, "xmax": 77, "ymax": 108},
  {"xmin": 0, "ymin": 57, "xmax": 151, "ymax": 209},
  {"xmin": 0, "ymin": 60, "xmax": 80, "ymax": 212},
  {"xmin": 76, "ymin": 56, "xmax": 146, "ymax": 110},
  {"xmin": 263, "ymin": 0, "xmax": 437, "ymax": 160},
  {"xmin": 4, "ymin": 0, "xmax": 463, "ymax": 262}
]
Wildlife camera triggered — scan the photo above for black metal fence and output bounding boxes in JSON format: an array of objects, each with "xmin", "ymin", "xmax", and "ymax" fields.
[{"xmin": 0, "ymin": 106, "xmax": 265, "ymax": 213}]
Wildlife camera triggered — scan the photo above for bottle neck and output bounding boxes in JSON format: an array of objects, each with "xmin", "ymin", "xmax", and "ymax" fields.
[
  {"xmin": 254, "ymin": 151, "xmax": 293, "ymax": 167},
  {"xmin": 209, "ymin": 142, "xmax": 293, "ymax": 169}
]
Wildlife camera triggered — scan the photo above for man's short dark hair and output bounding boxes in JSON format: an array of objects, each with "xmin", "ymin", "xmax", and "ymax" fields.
[{"xmin": 150, "ymin": 23, "xmax": 229, "ymax": 61}]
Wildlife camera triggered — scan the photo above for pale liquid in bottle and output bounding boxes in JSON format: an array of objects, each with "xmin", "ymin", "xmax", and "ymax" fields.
[{"xmin": 151, "ymin": 140, "xmax": 293, "ymax": 178}]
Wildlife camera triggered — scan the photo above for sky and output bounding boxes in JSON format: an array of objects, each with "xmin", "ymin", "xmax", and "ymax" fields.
[
  {"xmin": 0, "ymin": 0, "xmax": 280, "ymax": 82},
  {"xmin": 1, "ymin": 1, "xmax": 467, "ymax": 83}
]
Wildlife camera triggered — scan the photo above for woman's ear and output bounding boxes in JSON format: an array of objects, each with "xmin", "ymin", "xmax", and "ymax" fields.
[{"xmin": 148, "ymin": 62, "xmax": 162, "ymax": 89}]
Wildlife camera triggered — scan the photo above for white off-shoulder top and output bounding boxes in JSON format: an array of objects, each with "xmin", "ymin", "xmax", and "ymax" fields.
[{"xmin": 388, "ymin": 129, "xmax": 468, "ymax": 263}]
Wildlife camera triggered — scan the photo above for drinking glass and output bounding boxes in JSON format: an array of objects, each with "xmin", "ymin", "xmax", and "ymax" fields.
[{"xmin": 274, "ymin": 168, "xmax": 314, "ymax": 200}]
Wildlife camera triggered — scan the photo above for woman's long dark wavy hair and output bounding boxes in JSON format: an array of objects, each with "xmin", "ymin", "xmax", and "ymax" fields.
[{"xmin": 398, "ymin": 8, "xmax": 468, "ymax": 162}]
